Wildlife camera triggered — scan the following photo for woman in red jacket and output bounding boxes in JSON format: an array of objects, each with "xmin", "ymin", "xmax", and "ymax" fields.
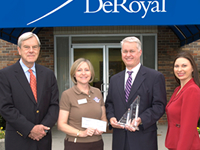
[{"xmin": 165, "ymin": 51, "xmax": 200, "ymax": 150}]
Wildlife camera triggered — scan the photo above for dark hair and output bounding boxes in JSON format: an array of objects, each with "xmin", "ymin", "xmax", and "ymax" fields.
[{"xmin": 173, "ymin": 51, "xmax": 200, "ymax": 87}]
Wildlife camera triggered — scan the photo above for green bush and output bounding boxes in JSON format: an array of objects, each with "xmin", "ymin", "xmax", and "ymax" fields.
[
  {"xmin": 0, "ymin": 115, "xmax": 6, "ymax": 130},
  {"xmin": 0, "ymin": 127, "xmax": 5, "ymax": 139},
  {"xmin": 198, "ymin": 119, "xmax": 200, "ymax": 127},
  {"xmin": 198, "ymin": 127, "xmax": 200, "ymax": 134}
]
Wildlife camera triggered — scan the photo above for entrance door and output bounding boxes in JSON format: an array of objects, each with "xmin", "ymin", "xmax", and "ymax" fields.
[{"xmin": 72, "ymin": 44, "xmax": 124, "ymax": 101}]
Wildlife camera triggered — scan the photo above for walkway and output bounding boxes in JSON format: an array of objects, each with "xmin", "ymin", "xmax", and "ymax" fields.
[{"xmin": 52, "ymin": 124, "xmax": 168, "ymax": 150}]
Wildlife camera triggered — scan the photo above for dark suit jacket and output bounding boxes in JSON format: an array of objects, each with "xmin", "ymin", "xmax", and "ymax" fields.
[
  {"xmin": 0, "ymin": 61, "xmax": 59, "ymax": 150},
  {"xmin": 105, "ymin": 65, "xmax": 167, "ymax": 150},
  {"xmin": 165, "ymin": 78, "xmax": 200, "ymax": 150}
]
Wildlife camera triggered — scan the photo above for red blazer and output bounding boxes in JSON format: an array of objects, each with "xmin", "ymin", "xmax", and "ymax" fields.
[{"xmin": 165, "ymin": 78, "xmax": 200, "ymax": 150}]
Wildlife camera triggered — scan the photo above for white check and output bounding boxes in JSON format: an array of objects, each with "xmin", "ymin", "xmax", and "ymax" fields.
[{"xmin": 82, "ymin": 117, "xmax": 107, "ymax": 132}]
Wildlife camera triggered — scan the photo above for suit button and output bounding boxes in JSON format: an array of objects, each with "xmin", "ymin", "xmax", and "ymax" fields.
[
  {"xmin": 176, "ymin": 124, "xmax": 180, "ymax": 128},
  {"xmin": 36, "ymin": 110, "xmax": 39, "ymax": 113}
]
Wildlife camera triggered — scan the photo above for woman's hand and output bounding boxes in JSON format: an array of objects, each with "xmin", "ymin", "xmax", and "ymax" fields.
[
  {"xmin": 94, "ymin": 129, "xmax": 103, "ymax": 135},
  {"xmin": 80, "ymin": 127, "xmax": 96, "ymax": 137}
]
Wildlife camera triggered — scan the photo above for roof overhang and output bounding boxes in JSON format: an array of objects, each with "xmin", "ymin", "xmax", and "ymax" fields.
[
  {"xmin": 0, "ymin": 0, "xmax": 200, "ymax": 46},
  {"xmin": 170, "ymin": 25, "xmax": 200, "ymax": 46},
  {"xmin": 0, "ymin": 28, "xmax": 42, "ymax": 45}
]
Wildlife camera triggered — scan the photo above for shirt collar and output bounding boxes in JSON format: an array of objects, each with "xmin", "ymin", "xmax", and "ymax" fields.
[
  {"xmin": 125, "ymin": 63, "xmax": 141, "ymax": 74},
  {"xmin": 73, "ymin": 84, "xmax": 94, "ymax": 95},
  {"xmin": 19, "ymin": 58, "xmax": 36, "ymax": 73}
]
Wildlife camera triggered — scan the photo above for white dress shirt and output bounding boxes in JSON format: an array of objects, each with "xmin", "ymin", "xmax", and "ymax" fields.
[
  {"xmin": 19, "ymin": 59, "xmax": 36, "ymax": 83},
  {"xmin": 124, "ymin": 63, "xmax": 141, "ymax": 89}
]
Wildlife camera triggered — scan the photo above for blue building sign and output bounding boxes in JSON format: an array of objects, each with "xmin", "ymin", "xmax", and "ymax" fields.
[{"xmin": 0, "ymin": 0, "xmax": 200, "ymax": 28}]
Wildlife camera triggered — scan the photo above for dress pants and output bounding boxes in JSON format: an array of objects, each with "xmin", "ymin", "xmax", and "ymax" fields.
[
  {"xmin": 64, "ymin": 138, "xmax": 103, "ymax": 150},
  {"xmin": 124, "ymin": 130, "xmax": 130, "ymax": 150}
]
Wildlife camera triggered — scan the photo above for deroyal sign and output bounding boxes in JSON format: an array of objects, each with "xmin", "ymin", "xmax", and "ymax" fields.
[
  {"xmin": 0, "ymin": 0, "xmax": 200, "ymax": 28},
  {"xmin": 84, "ymin": 0, "xmax": 166, "ymax": 19}
]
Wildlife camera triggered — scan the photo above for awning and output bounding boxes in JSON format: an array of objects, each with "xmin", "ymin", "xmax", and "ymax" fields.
[
  {"xmin": 0, "ymin": 28, "xmax": 42, "ymax": 45},
  {"xmin": 1, "ymin": 25, "xmax": 200, "ymax": 46},
  {"xmin": 0, "ymin": 0, "xmax": 200, "ymax": 46},
  {"xmin": 170, "ymin": 25, "xmax": 200, "ymax": 46}
]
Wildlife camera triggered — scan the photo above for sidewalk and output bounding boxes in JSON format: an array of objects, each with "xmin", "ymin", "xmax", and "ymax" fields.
[{"xmin": 52, "ymin": 124, "xmax": 168, "ymax": 150}]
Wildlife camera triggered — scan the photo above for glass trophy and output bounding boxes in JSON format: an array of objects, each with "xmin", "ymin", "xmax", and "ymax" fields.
[{"xmin": 118, "ymin": 95, "xmax": 140, "ymax": 130}]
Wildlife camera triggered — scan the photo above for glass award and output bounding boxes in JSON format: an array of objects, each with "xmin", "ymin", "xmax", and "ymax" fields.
[{"xmin": 118, "ymin": 95, "xmax": 140, "ymax": 130}]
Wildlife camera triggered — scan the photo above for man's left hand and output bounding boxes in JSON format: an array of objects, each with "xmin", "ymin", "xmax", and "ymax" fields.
[{"xmin": 125, "ymin": 117, "xmax": 142, "ymax": 132}]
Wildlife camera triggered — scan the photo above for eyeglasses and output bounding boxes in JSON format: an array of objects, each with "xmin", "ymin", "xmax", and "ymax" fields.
[{"xmin": 22, "ymin": 45, "xmax": 40, "ymax": 51}]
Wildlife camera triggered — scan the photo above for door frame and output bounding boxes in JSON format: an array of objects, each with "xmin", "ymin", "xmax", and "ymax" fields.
[{"xmin": 71, "ymin": 43, "xmax": 120, "ymax": 101}]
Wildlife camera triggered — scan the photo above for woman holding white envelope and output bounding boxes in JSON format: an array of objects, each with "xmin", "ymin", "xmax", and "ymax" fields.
[{"xmin": 57, "ymin": 58, "xmax": 107, "ymax": 150}]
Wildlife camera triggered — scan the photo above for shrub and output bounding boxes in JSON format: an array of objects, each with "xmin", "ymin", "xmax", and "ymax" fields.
[
  {"xmin": 0, "ymin": 127, "xmax": 5, "ymax": 139},
  {"xmin": 0, "ymin": 115, "xmax": 6, "ymax": 130}
]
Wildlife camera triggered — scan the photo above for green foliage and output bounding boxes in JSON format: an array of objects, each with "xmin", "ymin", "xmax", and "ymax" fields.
[
  {"xmin": 197, "ymin": 127, "xmax": 200, "ymax": 134},
  {"xmin": 198, "ymin": 118, "xmax": 200, "ymax": 127},
  {"xmin": 0, "ymin": 115, "xmax": 6, "ymax": 139},
  {"xmin": 0, "ymin": 115, "xmax": 6, "ymax": 130},
  {"xmin": 0, "ymin": 127, "xmax": 5, "ymax": 139}
]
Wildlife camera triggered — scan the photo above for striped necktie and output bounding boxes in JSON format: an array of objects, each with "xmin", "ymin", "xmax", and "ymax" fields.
[
  {"xmin": 28, "ymin": 69, "xmax": 37, "ymax": 102},
  {"xmin": 125, "ymin": 71, "xmax": 133, "ymax": 102}
]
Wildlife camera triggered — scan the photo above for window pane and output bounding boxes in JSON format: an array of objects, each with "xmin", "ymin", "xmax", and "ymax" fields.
[
  {"xmin": 143, "ymin": 36, "xmax": 156, "ymax": 69},
  {"xmin": 56, "ymin": 37, "xmax": 69, "ymax": 98}
]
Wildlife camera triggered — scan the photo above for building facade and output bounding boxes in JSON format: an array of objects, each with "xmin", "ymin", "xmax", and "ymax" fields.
[{"xmin": 1, "ymin": 26, "xmax": 200, "ymax": 124}]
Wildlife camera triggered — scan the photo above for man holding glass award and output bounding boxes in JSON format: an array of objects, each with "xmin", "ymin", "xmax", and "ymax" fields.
[{"xmin": 105, "ymin": 37, "xmax": 167, "ymax": 150}]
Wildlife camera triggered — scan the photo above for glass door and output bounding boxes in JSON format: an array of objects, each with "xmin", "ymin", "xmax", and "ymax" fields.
[
  {"xmin": 72, "ymin": 44, "xmax": 124, "ymax": 101},
  {"xmin": 107, "ymin": 45, "xmax": 125, "ymax": 82},
  {"xmin": 72, "ymin": 44, "xmax": 107, "ymax": 100}
]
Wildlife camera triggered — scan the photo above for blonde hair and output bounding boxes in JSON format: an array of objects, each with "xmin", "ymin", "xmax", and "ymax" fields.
[{"xmin": 70, "ymin": 58, "xmax": 95, "ymax": 84}]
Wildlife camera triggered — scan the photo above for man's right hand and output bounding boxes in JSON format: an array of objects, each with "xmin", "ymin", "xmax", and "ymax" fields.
[
  {"xmin": 28, "ymin": 124, "xmax": 50, "ymax": 141},
  {"xmin": 110, "ymin": 117, "xmax": 124, "ymax": 129}
]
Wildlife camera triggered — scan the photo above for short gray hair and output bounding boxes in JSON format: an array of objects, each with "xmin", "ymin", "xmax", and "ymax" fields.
[
  {"xmin": 120, "ymin": 36, "xmax": 141, "ymax": 51},
  {"xmin": 18, "ymin": 32, "xmax": 41, "ymax": 48}
]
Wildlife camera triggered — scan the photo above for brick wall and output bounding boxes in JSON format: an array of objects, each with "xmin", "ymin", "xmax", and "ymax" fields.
[
  {"xmin": 157, "ymin": 26, "xmax": 180, "ymax": 124},
  {"xmin": 181, "ymin": 40, "xmax": 200, "ymax": 67},
  {"xmin": 0, "ymin": 39, "xmax": 19, "ymax": 69},
  {"xmin": 37, "ymin": 28, "xmax": 54, "ymax": 71}
]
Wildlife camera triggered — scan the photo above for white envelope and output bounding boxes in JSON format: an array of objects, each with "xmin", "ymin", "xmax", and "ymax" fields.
[{"xmin": 81, "ymin": 117, "xmax": 107, "ymax": 132}]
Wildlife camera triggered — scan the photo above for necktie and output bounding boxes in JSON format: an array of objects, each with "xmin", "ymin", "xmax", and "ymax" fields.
[
  {"xmin": 28, "ymin": 69, "xmax": 37, "ymax": 102},
  {"xmin": 125, "ymin": 71, "xmax": 133, "ymax": 102}
]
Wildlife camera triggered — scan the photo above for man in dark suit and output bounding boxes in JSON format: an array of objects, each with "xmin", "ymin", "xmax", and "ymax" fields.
[
  {"xmin": 0, "ymin": 32, "xmax": 59, "ymax": 150},
  {"xmin": 105, "ymin": 36, "xmax": 167, "ymax": 150}
]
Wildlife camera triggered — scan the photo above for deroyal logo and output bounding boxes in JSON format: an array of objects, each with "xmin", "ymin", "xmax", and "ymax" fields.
[
  {"xmin": 27, "ymin": 0, "xmax": 166, "ymax": 25},
  {"xmin": 27, "ymin": 0, "xmax": 74, "ymax": 25},
  {"xmin": 85, "ymin": 0, "xmax": 166, "ymax": 18}
]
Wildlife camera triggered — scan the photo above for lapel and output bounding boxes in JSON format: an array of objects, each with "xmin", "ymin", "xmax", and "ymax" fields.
[
  {"xmin": 166, "ymin": 78, "xmax": 195, "ymax": 108},
  {"xmin": 116, "ymin": 70, "xmax": 127, "ymax": 106},
  {"xmin": 128, "ymin": 65, "xmax": 146, "ymax": 105},
  {"xmin": 14, "ymin": 61, "xmax": 37, "ymax": 104},
  {"xmin": 35, "ymin": 64, "xmax": 44, "ymax": 105},
  {"xmin": 166, "ymin": 87, "xmax": 179, "ymax": 108}
]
